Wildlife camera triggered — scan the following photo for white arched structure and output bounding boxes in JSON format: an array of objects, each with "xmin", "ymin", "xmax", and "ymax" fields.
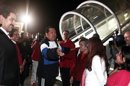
[{"xmin": 59, "ymin": 0, "xmax": 120, "ymax": 47}]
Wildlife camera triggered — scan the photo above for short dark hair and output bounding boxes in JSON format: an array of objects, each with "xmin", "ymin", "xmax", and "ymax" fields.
[
  {"xmin": 0, "ymin": 5, "xmax": 15, "ymax": 18},
  {"xmin": 92, "ymin": 33, "xmax": 100, "ymax": 39},
  {"xmin": 63, "ymin": 30, "xmax": 69, "ymax": 34},
  {"xmin": 45, "ymin": 26, "xmax": 56, "ymax": 33},
  {"xmin": 115, "ymin": 35, "xmax": 126, "ymax": 47}
]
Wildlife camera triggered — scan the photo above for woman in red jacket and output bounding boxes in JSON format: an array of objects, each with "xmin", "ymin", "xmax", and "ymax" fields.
[{"xmin": 71, "ymin": 37, "xmax": 88, "ymax": 86}]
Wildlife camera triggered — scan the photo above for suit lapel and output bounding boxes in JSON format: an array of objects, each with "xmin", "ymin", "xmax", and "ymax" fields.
[{"xmin": 0, "ymin": 29, "xmax": 15, "ymax": 45}]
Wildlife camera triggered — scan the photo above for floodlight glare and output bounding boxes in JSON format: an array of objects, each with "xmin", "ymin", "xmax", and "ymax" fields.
[{"xmin": 21, "ymin": 14, "xmax": 32, "ymax": 24}]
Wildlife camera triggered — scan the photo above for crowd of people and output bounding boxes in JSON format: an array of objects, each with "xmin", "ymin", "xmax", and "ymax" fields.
[{"xmin": 0, "ymin": 4, "xmax": 130, "ymax": 86}]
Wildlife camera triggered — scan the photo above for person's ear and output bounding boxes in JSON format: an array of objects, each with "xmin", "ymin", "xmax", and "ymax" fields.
[
  {"xmin": 0, "ymin": 15, "xmax": 4, "ymax": 23},
  {"xmin": 123, "ymin": 57, "xmax": 125, "ymax": 62},
  {"xmin": 0, "ymin": 15, "xmax": 2, "ymax": 23}
]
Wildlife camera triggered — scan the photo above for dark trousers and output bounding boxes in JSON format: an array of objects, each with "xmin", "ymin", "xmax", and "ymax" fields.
[
  {"xmin": 72, "ymin": 80, "xmax": 80, "ymax": 86},
  {"xmin": 38, "ymin": 76, "xmax": 56, "ymax": 86},
  {"xmin": 38, "ymin": 77, "xmax": 41, "ymax": 86},
  {"xmin": 45, "ymin": 77, "xmax": 55, "ymax": 86},
  {"xmin": 60, "ymin": 67, "xmax": 71, "ymax": 86},
  {"xmin": 20, "ymin": 64, "xmax": 30, "ymax": 86}
]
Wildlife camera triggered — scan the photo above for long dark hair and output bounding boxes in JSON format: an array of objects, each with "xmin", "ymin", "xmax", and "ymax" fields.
[
  {"xmin": 121, "ymin": 46, "xmax": 130, "ymax": 71},
  {"xmin": 86, "ymin": 37, "xmax": 108, "ymax": 71}
]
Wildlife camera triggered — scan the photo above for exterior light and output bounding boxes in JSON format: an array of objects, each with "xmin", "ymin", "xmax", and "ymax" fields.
[{"xmin": 21, "ymin": 14, "xmax": 32, "ymax": 24}]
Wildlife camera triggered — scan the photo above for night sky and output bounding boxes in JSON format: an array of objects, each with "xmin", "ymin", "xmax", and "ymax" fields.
[
  {"xmin": 4, "ymin": 0, "xmax": 86, "ymax": 31},
  {"xmin": 0, "ymin": 0, "xmax": 128, "ymax": 39},
  {"xmin": 0, "ymin": 0, "xmax": 86, "ymax": 39},
  {"xmin": 27, "ymin": 0, "xmax": 87, "ymax": 39},
  {"xmin": 29, "ymin": 0, "xmax": 86, "ymax": 31},
  {"xmin": 27, "ymin": 0, "xmax": 128, "ymax": 33}
]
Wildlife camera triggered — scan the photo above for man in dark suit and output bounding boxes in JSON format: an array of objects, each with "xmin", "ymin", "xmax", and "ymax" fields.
[{"xmin": 0, "ymin": 6, "xmax": 20, "ymax": 86}]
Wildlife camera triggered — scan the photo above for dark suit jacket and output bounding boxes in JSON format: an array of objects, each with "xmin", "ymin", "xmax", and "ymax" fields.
[{"xmin": 0, "ymin": 29, "xmax": 20, "ymax": 86}]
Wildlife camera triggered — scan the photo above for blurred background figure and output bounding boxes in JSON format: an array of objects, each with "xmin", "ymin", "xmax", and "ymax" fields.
[
  {"xmin": 124, "ymin": 30, "xmax": 130, "ymax": 46},
  {"xmin": 107, "ymin": 46, "xmax": 130, "ymax": 86},
  {"xmin": 31, "ymin": 33, "xmax": 41, "ymax": 86},
  {"xmin": 108, "ymin": 34, "xmax": 126, "ymax": 74},
  {"xmin": 19, "ymin": 32, "xmax": 33, "ymax": 86},
  {"xmin": 9, "ymin": 28, "xmax": 24, "ymax": 74}
]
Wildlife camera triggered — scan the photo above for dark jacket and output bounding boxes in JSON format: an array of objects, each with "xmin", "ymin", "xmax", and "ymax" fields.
[
  {"xmin": 37, "ymin": 38, "xmax": 59, "ymax": 78},
  {"xmin": 0, "ymin": 29, "xmax": 20, "ymax": 86}
]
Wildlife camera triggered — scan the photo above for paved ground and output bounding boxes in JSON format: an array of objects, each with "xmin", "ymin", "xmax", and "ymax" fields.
[{"xmin": 24, "ymin": 73, "xmax": 62, "ymax": 86}]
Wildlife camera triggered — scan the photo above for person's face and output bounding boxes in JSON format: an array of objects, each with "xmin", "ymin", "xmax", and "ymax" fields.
[
  {"xmin": 115, "ymin": 52, "xmax": 124, "ymax": 64},
  {"xmin": 46, "ymin": 28, "xmax": 57, "ymax": 41},
  {"xmin": 79, "ymin": 41, "xmax": 88, "ymax": 53},
  {"xmin": 1, "ymin": 12, "xmax": 16, "ymax": 32},
  {"xmin": 12, "ymin": 31, "xmax": 19, "ymax": 42},
  {"xmin": 124, "ymin": 32, "xmax": 130, "ymax": 46},
  {"xmin": 63, "ymin": 31, "xmax": 69, "ymax": 40}
]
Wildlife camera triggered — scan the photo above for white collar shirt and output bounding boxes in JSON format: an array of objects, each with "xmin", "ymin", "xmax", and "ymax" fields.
[{"xmin": 0, "ymin": 27, "xmax": 11, "ymax": 39}]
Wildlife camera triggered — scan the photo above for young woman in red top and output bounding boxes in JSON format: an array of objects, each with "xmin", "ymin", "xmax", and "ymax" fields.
[{"xmin": 71, "ymin": 37, "xmax": 88, "ymax": 86}]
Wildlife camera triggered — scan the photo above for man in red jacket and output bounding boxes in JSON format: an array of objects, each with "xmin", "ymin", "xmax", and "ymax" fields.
[{"xmin": 59, "ymin": 30, "xmax": 75, "ymax": 86}]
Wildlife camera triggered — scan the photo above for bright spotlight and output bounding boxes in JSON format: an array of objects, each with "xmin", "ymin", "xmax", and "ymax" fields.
[{"xmin": 21, "ymin": 14, "xmax": 32, "ymax": 24}]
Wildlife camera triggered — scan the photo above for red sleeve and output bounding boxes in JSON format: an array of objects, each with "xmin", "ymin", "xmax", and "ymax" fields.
[
  {"xmin": 31, "ymin": 41, "xmax": 41, "ymax": 61},
  {"xmin": 60, "ymin": 39, "xmax": 75, "ymax": 48},
  {"xmin": 16, "ymin": 44, "xmax": 23, "ymax": 65}
]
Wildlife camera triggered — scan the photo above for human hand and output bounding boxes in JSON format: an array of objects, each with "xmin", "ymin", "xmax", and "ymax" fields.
[{"xmin": 57, "ymin": 48, "xmax": 64, "ymax": 57}]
